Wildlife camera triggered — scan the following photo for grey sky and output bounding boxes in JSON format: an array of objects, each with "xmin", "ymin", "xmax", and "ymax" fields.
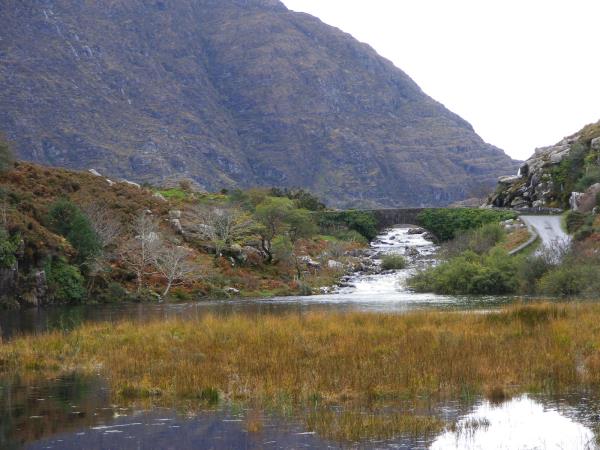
[{"xmin": 282, "ymin": 0, "xmax": 600, "ymax": 160}]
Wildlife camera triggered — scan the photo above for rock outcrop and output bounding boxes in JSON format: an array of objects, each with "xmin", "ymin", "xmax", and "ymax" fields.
[
  {"xmin": 488, "ymin": 121, "xmax": 600, "ymax": 210},
  {"xmin": 0, "ymin": 0, "xmax": 519, "ymax": 207}
]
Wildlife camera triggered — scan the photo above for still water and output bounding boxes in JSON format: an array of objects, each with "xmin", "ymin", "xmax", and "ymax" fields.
[{"xmin": 1, "ymin": 227, "xmax": 598, "ymax": 449}]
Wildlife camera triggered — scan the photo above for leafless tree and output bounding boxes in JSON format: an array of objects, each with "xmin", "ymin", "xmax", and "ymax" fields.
[
  {"xmin": 121, "ymin": 213, "xmax": 162, "ymax": 292},
  {"xmin": 185, "ymin": 206, "xmax": 255, "ymax": 258},
  {"xmin": 153, "ymin": 243, "xmax": 198, "ymax": 297},
  {"xmin": 82, "ymin": 203, "xmax": 123, "ymax": 291},
  {"xmin": 83, "ymin": 203, "xmax": 122, "ymax": 248}
]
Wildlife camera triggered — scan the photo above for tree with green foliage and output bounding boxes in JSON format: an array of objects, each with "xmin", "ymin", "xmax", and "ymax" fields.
[
  {"xmin": 0, "ymin": 228, "xmax": 19, "ymax": 269},
  {"xmin": 316, "ymin": 211, "xmax": 378, "ymax": 241},
  {"xmin": 0, "ymin": 134, "xmax": 15, "ymax": 174},
  {"xmin": 47, "ymin": 199, "xmax": 102, "ymax": 266},
  {"xmin": 255, "ymin": 197, "xmax": 295, "ymax": 263},
  {"xmin": 44, "ymin": 257, "xmax": 86, "ymax": 303}
]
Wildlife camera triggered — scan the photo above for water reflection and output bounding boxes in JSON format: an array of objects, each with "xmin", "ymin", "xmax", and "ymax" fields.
[
  {"xmin": 431, "ymin": 395, "xmax": 598, "ymax": 450},
  {"xmin": 2, "ymin": 374, "xmax": 600, "ymax": 449}
]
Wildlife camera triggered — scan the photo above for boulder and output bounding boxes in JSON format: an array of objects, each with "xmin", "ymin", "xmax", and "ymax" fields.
[
  {"xmin": 170, "ymin": 218, "xmax": 183, "ymax": 234},
  {"xmin": 327, "ymin": 260, "xmax": 344, "ymax": 270},
  {"xmin": 573, "ymin": 183, "xmax": 600, "ymax": 213},
  {"xmin": 591, "ymin": 137, "xmax": 600, "ymax": 151},
  {"xmin": 88, "ymin": 169, "xmax": 102, "ymax": 177},
  {"xmin": 407, "ymin": 227, "xmax": 426, "ymax": 235},
  {"xmin": 498, "ymin": 175, "xmax": 522, "ymax": 184},
  {"xmin": 153, "ymin": 192, "xmax": 167, "ymax": 202},
  {"xmin": 224, "ymin": 287, "xmax": 241, "ymax": 296},
  {"xmin": 168, "ymin": 210, "xmax": 182, "ymax": 219}
]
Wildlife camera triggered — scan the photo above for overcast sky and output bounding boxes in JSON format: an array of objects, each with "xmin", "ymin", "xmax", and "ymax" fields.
[{"xmin": 282, "ymin": 0, "xmax": 600, "ymax": 161}]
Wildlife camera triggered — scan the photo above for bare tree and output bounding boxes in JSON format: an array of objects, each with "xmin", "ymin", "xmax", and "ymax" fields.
[
  {"xmin": 83, "ymin": 203, "xmax": 122, "ymax": 248},
  {"xmin": 121, "ymin": 213, "xmax": 162, "ymax": 292},
  {"xmin": 185, "ymin": 206, "xmax": 255, "ymax": 258},
  {"xmin": 153, "ymin": 243, "xmax": 198, "ymax": 298},
  {"xmin": 82, "ymin": 203, "xmax": 123, "ymax": 292}
]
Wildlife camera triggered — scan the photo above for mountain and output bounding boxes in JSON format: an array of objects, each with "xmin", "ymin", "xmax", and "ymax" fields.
[{"xmin": 0, "ymin": 0, "xmax": 519, "ymax": 207}]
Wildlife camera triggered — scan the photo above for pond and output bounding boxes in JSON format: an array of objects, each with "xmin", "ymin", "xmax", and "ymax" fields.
[{"xmin": 1, "ymin": 227, "xmax": 597, "ymax": 449}]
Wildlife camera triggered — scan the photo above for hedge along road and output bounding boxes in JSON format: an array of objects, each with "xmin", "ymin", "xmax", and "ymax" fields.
[{"xmin": 520, "ymin": 215, "xmax": 571, "ymax": 253}]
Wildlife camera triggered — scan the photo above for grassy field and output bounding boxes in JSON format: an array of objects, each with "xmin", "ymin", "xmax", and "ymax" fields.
[{"xmin": 2, "ymin": 302, "xmax": 600, "ymax": 440}]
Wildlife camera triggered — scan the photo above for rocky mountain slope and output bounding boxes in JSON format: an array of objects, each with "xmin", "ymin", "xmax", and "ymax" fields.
[
  {"xmin": 488, "ymin": 120, "xmax": 600, "ymax": 211},
  {"xmin": 0, "ymin": 0, "xmax": 519, "ymax": 207}
]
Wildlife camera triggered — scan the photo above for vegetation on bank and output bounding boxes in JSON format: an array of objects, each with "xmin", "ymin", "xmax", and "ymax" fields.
[
  {"xmin": 409, "ymin": 215, "xmax": 600, "ymax": 297},
  {"xmin": 2, "ymin": 303, "xmax": 600, "ymax": 441},
  {"xmin": 417, "ymin": 208, "xmax": 517, "ymax": 241},
  {"xmin": 0, "ymin": 156, "xmax": 375, "ymax": 308}
]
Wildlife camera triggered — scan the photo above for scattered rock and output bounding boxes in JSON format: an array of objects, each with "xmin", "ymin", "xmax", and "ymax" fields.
[
  {"xmin": 153, "ymin": 192, "xmax": 167, "ymax": 202},
  {"xmin": 121, "ymin": 179, "xmax": 141, "ymax": 189},
  {"xmin": 168, "ymin": 210, "xmax": 182, "ymax": 220},
  {"xmin": 170, "ymin": 218, "xmax": 183, "ymax": 234},
  {"xmin": 327, "ymin": 260, "xmax": 343, "ymax": 270}
]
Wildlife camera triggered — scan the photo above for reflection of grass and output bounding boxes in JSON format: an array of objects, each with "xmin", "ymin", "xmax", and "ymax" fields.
[
  {"xmin": 4, "ymin": 303, "xmax": 600, "ymax": 441},
  {"xmin": 305, "ymin": 409, "xmax": 443, "ymax": 441}
]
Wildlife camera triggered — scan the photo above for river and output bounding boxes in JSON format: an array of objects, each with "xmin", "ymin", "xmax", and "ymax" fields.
[{"xmin": 1, "ymin": 226, "xmax": 598, "ymax": 449}]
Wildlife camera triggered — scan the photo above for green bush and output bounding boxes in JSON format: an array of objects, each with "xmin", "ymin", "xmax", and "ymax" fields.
[
  {"xmin": 380, "ymin": 254, "xmax": 407, "ymax": 270},
  {"xmin": 0, "ymin": 228, "xmax": 19, "ymax": 269},
  {"xmin": 565, "ymin": 211, "xmax": 586, "ymax": 234},
  {"xmin": 574, "ymin": 167, "xmax": 600, "ymax": 192},
  {"xmin": 317, "ymin": 211, "xmax": 378, "ymax": 241},
  {"xmin": 443, "ymin": 222, "xmax": 506, "ymax": 257},
  {"xmin": 409, "ymin": 249, "xmax": 519, "ymax": 295},
  {"xmin": 537, "ymin": 265, "xmax": 600, "ymax": 297},
  {"xmin": 45, "ymin": 258, "xmax": 86, "ymax": 304},
  {"xmin": 47, "ymin": 199, "xmax": 101, "ymax": 265},
  {"xmin": 417, "ymin": 208, "xmax": 516, "ymax": 242},
  {"xmin": 334, "ymin": 229, "xmax": 368, "ymax": 244}
]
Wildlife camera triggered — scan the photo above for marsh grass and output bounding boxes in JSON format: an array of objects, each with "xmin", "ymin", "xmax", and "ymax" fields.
[{"xmin": 3, "ymin": 302, "xmax": 600, "ymax": 441}]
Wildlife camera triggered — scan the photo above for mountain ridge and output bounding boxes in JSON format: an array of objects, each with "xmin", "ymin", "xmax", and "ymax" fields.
[{"xmin": 0, "ymin": 0, "xmax": 519, "ymax": 207}]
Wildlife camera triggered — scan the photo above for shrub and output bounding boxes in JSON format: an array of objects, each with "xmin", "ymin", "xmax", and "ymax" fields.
[
  {"xmin": 409, "ymin": 249, "xmax": 519, "ymax": 295},
  {"xmin": 380, "ymin": 254, "xmax": 407, "ymax": 270},
  {"xmin": 334, "ymin": 229, "xmax": 368, "ymax": 244},
  {"xmin": 47, "ymin": 198, "xmax": 101, "ymax": 264},
  {"xmin": 574, "ymin": 167, "xmax": 600, "ymax": 192},
  {"xmin": 417, "ymin": 208, "xmax": 516, "ymax": 242},
  {"xmin": 0, "ymin": 228, "xmax": 19, "ymax": 269},
  {"xmin": 537, "ymin": 265, "xmax": 600, "ymax": 297},
  {"xmin": 45, "ymin": 258, "xmax": 86, "ymax": 304},
  {"xmin": 443, "ymin": 222, "xmax": 505, "ymax": 257},
  {"xmin": 565, "ymin": 211, "xmax": 586, "ymax": 234},
  {"xmin": 317, "ymin": 211, "xmax": 377, "ymax": 241}
]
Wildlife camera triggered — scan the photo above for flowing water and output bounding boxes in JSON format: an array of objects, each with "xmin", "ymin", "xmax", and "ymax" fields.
[{"xmin": 1, "ymin": 226, "xmax": 598, "ymax": 449}]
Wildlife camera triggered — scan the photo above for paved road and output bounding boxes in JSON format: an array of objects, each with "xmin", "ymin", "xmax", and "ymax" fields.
[{"xmin": 520, "ymin": 215, "xmax": 570, "ymax": 252}]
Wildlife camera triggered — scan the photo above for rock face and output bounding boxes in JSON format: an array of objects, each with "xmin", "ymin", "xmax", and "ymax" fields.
[
  {"xmin": 0, "ymin": 0, "xmax": 518, "ymax": 207},
  {"xmin": 488, "ymin": 121, "xmax": 600, "ymax": 210}
]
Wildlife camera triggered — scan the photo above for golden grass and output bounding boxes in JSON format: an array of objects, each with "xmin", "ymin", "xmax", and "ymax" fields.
[
  {"xmin": 3, "ymin": 303, "xmax": 600, "ymax": 402},
  {"xmin": 3, "ymin": 302, "xmax": 600, "ymax": 441}
]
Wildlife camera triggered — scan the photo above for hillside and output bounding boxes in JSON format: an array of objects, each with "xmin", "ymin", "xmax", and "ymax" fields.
[
  {"xmin": 0, "ymin": 161, "xmax": 375, "ymax": 309},
  {"xmin": 488, "ymin": 120, "xmax": 600, "ymax": 210},
  {"xmin": 0, "ymin": 0, "xmax": 518, "ymax": 207}
]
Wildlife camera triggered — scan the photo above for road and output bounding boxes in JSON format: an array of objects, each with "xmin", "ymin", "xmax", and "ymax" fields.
[{"xmin": 520, "ymin": 215, "xmax": 570, "ymax": 252}]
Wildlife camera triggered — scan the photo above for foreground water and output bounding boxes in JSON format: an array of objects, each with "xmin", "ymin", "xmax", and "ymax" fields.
[{"xmin": 1, "ymin": 227, "xmax": 599, "ymax": 449}]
